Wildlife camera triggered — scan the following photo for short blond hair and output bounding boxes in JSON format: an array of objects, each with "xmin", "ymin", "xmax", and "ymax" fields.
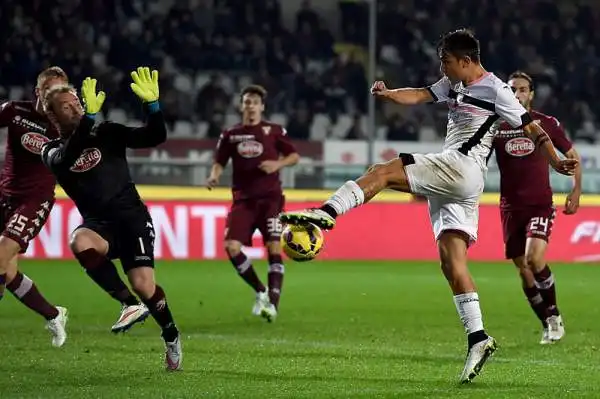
[
  {"xmin": 43, "ymin": 84, "xmax": 78, "ymax": 112},
  {"xmin": 37, "ymin": 66, "xmax": 69, "ymax": 89}
]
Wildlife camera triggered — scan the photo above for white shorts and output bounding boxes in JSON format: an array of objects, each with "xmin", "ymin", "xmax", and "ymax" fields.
[{"xmin": 402, "ymin": 150, "xmax": 485, "ymax": 242}]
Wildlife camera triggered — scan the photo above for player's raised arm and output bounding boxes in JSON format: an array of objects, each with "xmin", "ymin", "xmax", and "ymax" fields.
[
  {"xmin": 41, "ymin": 79, "xmax": 104, "ymax": 168},
  {"xmin": 494, "ymin": 85, "xmax": 577, "ymax": 176},
  {"xmin": 111, "ymin": 67, "xmax": 166, "ymax": 149},
  {"xmin": 371, "ymin": 76, "xmax": 450, "ymax": 105},
  {"xmin": 207, "ymin": 132, "xmax": 230, "ymax": 190},
  {"xmin": 523, "ymin": 122, "xmax": 578, "ymax": 176}
]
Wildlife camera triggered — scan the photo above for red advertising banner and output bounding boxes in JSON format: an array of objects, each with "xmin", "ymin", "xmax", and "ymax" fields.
[{"xmin": 23, "ymin": 199, "xmax": 600, "ymax": 262}]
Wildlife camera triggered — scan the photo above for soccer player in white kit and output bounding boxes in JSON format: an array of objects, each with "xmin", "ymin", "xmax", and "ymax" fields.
[{"xmin": 279, "ymin": 29, "xmax": 578, "ymax": 383}]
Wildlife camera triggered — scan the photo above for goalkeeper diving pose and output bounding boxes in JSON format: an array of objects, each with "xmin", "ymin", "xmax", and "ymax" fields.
[{"xmin": 41, "ymin": 67, "xmax": 182, "ymax": 371}]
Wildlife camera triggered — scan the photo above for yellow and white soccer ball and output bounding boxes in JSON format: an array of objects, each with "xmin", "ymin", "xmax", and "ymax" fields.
[{"xmin": 281, "ymin": 223, "xmax": 324, "ymax": 262}]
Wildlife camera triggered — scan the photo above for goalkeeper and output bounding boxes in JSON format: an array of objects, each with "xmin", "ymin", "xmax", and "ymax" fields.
[{"xmin": 41, "ymin": 67, "xmax": 182, "ymax": 371}]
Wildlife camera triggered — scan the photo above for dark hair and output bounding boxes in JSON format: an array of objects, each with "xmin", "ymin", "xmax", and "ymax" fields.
[
  {"xmin": 437, "ymin": 29, "xmax": 480, "ymax": 63},
  {"xmin": 508, "ymin": 71, "xmax": 534, "ymax": 91},
  {"xmin": 241, "ymin": 85, "xmax": 267, "ymax": 103}
]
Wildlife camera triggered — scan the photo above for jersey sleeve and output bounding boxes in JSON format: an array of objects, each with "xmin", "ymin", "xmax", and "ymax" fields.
[
  {"xmin": 41, "ymin": 115, "xmax": 95, "ymax": 169},
  {"xmin": 544, "ymin": 116, "xmax": 572, "ymax": 154},
  {"xmin": 494, "ymin": 85, "xmax": 533, "ymax": 128},
  {"xmin": 275, "ymin": 127, "xmax": 297, "ymax": 156},
  {"xmin": 105, "ymin": 104, "xmax": 167, "ymax": 149},
  {"xmin": 0, "ymin": 102, "xmax": 14, "ymax": 127},
  {"xmin": 426, "ymin": 77, "xmax": 451, "ymax": 104},
  {"xmin": 214, "ymin": 132, "xmax": 231, "ymax": 167}
]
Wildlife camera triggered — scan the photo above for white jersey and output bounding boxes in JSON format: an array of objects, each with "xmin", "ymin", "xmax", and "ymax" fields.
[{"xmin": 427, "ymin": 72, "xmax": 531, "ymax": 169}]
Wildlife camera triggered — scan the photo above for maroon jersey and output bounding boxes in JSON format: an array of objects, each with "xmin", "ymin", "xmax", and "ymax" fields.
[
  {"xmin": 0, "ymin": 101, "xmax": 59, "ymax": 199},
  {"xmin": 494, "ymin": 110, "xmax": 572, "ymax": 210},
  {"xmin": 215, "ymin": 121, "xmax": 296, "ymax": 200}
]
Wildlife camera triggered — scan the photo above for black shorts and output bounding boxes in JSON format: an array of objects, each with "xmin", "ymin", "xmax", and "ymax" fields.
[{"xmin": 76, "ymin": 209, "xmax": 156, "ymax": 272}]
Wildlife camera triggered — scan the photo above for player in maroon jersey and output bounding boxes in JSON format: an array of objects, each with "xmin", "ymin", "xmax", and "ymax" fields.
[
  {"xmin": 494, "ymin": 71, "xmax": 581, "ymax": 344},
  {"xmin": 0, "ymin": 67, "xmax": 70, "ymax": 346},
  {"xmin": 207, "ymin": 85, "xmax": 300, "ymax": 322}
]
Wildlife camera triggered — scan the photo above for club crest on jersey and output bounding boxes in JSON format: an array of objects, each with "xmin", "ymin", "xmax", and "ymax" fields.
[
  {"xmin": 21, "ymin": 132, "xmax": 50, "ymax": 154},
  {"xmin": 262, "ymin": 126, "xmax": 271, "ymax": 135},
  {"xmin": 505, "ymin": 137, "xmax": 535, "ymax": 157},
  {"xmin": 237, "ymin": 140, "xmax": 263, "ymax": 158},
  {"xmin": 70, "ymin": 148, "xmax": 102, "ymax": 172}
]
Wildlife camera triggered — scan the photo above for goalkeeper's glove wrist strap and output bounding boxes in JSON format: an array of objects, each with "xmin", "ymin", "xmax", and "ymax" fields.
[
  {"xmin": 147, "ymin": 101, "xmax": 160, "ymax": 113},
  {"xmin": 84, "ymin": 113, "xmax": 96, "ymax": 121}
]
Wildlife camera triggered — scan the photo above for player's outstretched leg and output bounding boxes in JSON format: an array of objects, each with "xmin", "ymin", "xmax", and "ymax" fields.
[
  {"xmin": 127, "ymin": 267, "xmax": 182, "ymax": 371},
  {"xmin": 225, "ymin": 240, "xmax": 270, "ymax": 316},
  {"xmin": 280, "ymin": 158, "xmax": 410, "ymax": 229},
  {"xmin": 438, "ymin": 232, "xmax": 497, "ymax": 384},
  {"xmin": 71, "ymin": 229, "xmax": 149, "ymax": 333},
  {"xmin": 525, "ymin": 238, "xmax": 564, "ymax": 344},
  {"xmin": 0, "ymin": 236, "xmax": 68, "ymax": 347}
]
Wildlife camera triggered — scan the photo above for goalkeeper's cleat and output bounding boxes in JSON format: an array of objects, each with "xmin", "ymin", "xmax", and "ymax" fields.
[
  {"xmin": 46, "ymin": 306, "xmax": 68, "ymax": 348},
  {"xmin": 279, "ymin": 209, "xmax": 335, "ymax": 230},
  {"xmin": 111, "ymin": 304, "xmax": 150, "ymax": 333},
  {"xmin": 260, "ymin": 303, "xmax": 278, "ymax": 323},
  {"xmin": 542, "ymin": 315, "xmax": 565, "ymax": 344},
  {"xmin": 164, "ymin": 335, "xmax": 182, "ymax": 371},
  {"xmin": 252, "ymin": 290, "xmax": 270, "ymax": 316},
  {"xmin": 459, "ymin": 336, "xmax": 497, "ymax": 384}
]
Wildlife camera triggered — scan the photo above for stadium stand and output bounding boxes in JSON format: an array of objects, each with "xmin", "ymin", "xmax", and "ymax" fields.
[{"xmin": 0, "ymin": 0, "xmax": 598, "ymax": 142}]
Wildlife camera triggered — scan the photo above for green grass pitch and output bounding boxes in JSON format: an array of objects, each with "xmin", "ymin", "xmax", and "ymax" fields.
[{"xmin": 2, "ymin": 260, "xmax": 600, "ymax": 398}]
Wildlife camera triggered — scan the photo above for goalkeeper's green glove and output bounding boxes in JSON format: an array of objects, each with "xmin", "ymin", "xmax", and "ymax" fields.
[
  {"xmin": 130, "ymin": 66, "xmax": 159, "ymax": 104},
  {"xmin": 81, "ymin": 77, "xmax": 106, "ymax": 117}
]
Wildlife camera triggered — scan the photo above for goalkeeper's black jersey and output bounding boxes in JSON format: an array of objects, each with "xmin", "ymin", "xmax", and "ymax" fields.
[{"xmin": 41, "ymin": 107, "xmax": 166, "ymax": 220}]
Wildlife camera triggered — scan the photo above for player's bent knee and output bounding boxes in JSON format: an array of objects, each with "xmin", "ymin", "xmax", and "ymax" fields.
[
  {"xmin": 365, "ymin": 159, "xmax": 409, "ymax": 191},
  {"xmin": 0, "ymin": 236, "xmax": 22, "ymax": 264},
  {"xmin": 69, "ymin": 228, "xmax": 108, "ymax": 255},
  {"xmin": 266, "ymin": 240, "xmax": 281, "ymax": 254},
  {"xmin": 524, "ymin": 249, "xmax": 544, "ymax": 270},
  {"xmin": 224, "ymin": 240, "xmax": 242, "ymax": 256},
  {"xmin": 4, "ymin": 256, "xmax": 18, "ymax": 281}
]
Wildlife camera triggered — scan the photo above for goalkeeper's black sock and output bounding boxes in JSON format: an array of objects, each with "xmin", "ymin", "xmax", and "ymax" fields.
[
  {"xmin": 141, "ymin": 284, "xmax": 179, "ymax": 343},
  {"xmin": 75, "ymin": 249, "xmax": 140, "ymax": 306}
]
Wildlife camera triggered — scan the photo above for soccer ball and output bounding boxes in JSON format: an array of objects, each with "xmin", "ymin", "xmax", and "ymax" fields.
[{"xmin": 281, "ymin": 223, "xmax": 324, "ymax": 262}]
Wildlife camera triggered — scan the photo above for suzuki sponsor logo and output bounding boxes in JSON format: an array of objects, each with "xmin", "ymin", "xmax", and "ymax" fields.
[{"xmin": 14, "ymin": 115, "xmax": 46, "ymax": 132}]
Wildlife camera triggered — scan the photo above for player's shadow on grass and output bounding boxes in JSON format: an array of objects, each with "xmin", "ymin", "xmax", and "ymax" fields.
[
  {"xmin": 197, "ymin": 347, "xmax": 463, "ymax": 366},
  {"xmin": 199, "ymin": 369, "xmax": 545, "ymax": 390}
]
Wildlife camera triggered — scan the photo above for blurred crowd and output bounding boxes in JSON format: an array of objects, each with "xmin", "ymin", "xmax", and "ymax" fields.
[{"xmin": 0, "ymin": 0, "xmax": 599, "ymax": 143}]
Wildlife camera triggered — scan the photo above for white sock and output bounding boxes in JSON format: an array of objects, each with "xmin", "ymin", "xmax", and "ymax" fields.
[
  {"xmin": 453, "ymin": 292, "xmax": 485, "ymax": 334},
  {"xmin": 324, "ymin": 181, "xmax": 365, "ymax": 216}
]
